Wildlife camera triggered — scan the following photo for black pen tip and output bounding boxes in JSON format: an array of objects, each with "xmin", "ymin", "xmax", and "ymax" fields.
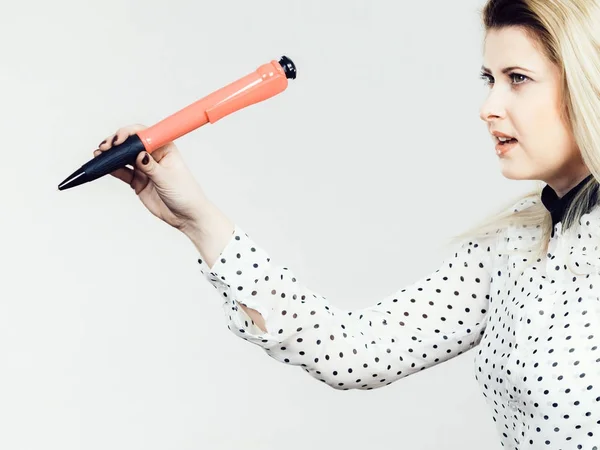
[{"xmin": 58, "ymin": 167, "xmax": 88, "ymax": 191}]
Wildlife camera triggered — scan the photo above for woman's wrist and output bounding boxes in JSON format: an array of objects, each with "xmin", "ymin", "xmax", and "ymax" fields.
[{"xmin": 181, "ymin": 200, "xmax": 236, "ymax": 269}]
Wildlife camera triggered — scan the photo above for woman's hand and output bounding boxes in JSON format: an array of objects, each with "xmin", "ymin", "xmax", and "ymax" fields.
[{"xmin": 94, "ymin": 124, "xmax": 210, "ymax": 233}]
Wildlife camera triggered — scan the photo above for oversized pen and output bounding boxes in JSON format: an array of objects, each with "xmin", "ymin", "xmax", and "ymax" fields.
[{"xmin": 58, "ymin": 55, "xmax": 297, "ymax": 191}]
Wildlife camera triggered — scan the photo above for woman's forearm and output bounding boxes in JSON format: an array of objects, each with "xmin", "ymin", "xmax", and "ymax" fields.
[{"xmin": 183, "ymin": 200, "xmax": 235, "ymax": 269}]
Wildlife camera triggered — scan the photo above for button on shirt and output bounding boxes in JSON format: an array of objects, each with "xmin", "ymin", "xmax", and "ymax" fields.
[{"xmin": 197, "ymin": 174, "xmax": 600, "ymax": 449}]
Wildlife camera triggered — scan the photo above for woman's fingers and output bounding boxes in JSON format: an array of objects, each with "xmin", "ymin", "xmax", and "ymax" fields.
[
  {"xmin": 92, "ymin": 149, "xmax": 134, "ymax": 185},
  {"xmin": 98, "ymin": 124, "xmax": 148, "ymax": 150},
  {"xmin": 95, "ymin": 123, "xmax": 166, "ymax": 193},
  {"xmin": 94, "ymin": 124, "xmax": 151, "ymax": 186},
  {"xmin": 130, "ymin": 168, "xmax": 150, "ymax": 195},
  {"xmin": 97, "ymin": 123, "xmax": 179, "ymax": 165}
]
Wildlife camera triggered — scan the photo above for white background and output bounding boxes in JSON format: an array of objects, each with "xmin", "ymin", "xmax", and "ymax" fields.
[{"xmin": 2, "ymin": 0, "xmax": 537, "ymax": 448}]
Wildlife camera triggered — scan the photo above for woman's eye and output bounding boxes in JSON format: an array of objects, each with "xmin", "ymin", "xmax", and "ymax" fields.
[
  {"xmin": 480, "ymin": 73, "xmax": 493, "ymax": 85},
  {"xmin": 510, "ymin": 73, "xmax": 529, "ymax": 84},
  {"xmin": 479, "ymin": 72, "xmax": 530, "ymax": 86}
]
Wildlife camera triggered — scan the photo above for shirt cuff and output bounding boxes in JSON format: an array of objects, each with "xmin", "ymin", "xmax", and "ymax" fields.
[{"xmin": 196, "ymin": 224, "xmax": 282, "ymax": 345}]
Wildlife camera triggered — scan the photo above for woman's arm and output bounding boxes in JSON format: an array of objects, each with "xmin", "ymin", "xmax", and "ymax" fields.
[{"xmin": 187, "ymin": 201, "xmax": 502, "ymax": 391}]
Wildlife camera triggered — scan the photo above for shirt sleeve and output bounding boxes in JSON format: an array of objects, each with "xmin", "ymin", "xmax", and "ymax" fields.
[{"xmin": 197, "ymin": 224, "xmax": 500, "ymax": 390}]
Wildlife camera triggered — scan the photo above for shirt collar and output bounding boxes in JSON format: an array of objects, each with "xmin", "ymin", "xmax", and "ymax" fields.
[{"xmin": 541, "ymin": 173, "xmax": 597, "ymax": 228}]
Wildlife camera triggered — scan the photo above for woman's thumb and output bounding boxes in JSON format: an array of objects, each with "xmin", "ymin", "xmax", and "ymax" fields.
[{"xmin": 136, "ymin": 151, "xmax": 162, "ymax": 180}]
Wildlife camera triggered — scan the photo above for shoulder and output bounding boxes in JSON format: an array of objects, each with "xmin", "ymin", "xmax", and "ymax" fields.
[{"xmin": 508, "ymin": 196, "xmax": 539, "ymax": 214}]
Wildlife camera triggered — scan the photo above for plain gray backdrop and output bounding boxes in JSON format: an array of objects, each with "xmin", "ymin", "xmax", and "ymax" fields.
[{"xmin": 2, "ymin": 0, "xmax": 539, "ymax": 448}]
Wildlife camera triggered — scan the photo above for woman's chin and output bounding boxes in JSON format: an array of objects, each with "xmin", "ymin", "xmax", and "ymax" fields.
[{"xmin": 498, "ymin": 162, "xmax": 531, "ymax": 180}]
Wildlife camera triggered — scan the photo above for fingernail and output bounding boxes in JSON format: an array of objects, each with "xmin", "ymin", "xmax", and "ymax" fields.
[
  {"xmin": 112, "ymin": 135, "xmax": 118, "ymax": 145},
  {"xmin": 99, "ymin": 139, "xmax": 107, "ymax": 147},
  {"xmin": 142, "ymin": 153, "xmax": 149, "ymax": 165}
]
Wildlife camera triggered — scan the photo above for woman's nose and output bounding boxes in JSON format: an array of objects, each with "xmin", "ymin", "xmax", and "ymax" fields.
[{"xmin": 479, "ymin": 93, "xmax": 506, "ymax": 122}]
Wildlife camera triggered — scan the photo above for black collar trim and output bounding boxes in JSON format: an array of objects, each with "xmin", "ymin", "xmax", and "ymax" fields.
[{"xmin": 541, "ymin": 174, "xmax": 597, "ymax": 229}]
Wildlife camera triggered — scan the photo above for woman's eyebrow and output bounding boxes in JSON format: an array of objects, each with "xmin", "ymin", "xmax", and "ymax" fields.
[{"xmin": 481, "ymin": 65, "xmax": 535, "ymax": 74}]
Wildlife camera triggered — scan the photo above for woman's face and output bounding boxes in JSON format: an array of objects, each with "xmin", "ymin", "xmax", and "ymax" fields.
[{"xmin": 479, "ymin": 26, "xmax": 589, "ymax": 197}]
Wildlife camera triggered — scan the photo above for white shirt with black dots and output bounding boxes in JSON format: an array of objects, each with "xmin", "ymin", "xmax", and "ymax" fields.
[{"xmin": 197, "ymin": 185, "xmax": 600, "ymax": 448}]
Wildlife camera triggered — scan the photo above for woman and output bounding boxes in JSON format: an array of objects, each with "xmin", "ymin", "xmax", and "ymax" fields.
[{"xmin": 93, "ymin": 0, "xmax": 600, "ymax": 447}]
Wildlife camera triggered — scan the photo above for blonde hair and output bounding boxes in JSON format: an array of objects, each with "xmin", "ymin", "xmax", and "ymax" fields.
[{"xmin": 448, "ymin": 0, "xmax": 600, "ymax": 267}]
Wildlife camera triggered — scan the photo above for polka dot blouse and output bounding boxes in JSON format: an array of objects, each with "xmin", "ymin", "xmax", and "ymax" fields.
[{"xmin": 197, "ymin": 174, "xmax": 600, "ymax": 449}]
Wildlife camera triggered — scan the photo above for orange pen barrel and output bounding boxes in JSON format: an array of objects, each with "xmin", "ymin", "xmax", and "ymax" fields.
[{"xmin": 137, "ymin": 55, "xmax": 296, "ymax": 153}]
